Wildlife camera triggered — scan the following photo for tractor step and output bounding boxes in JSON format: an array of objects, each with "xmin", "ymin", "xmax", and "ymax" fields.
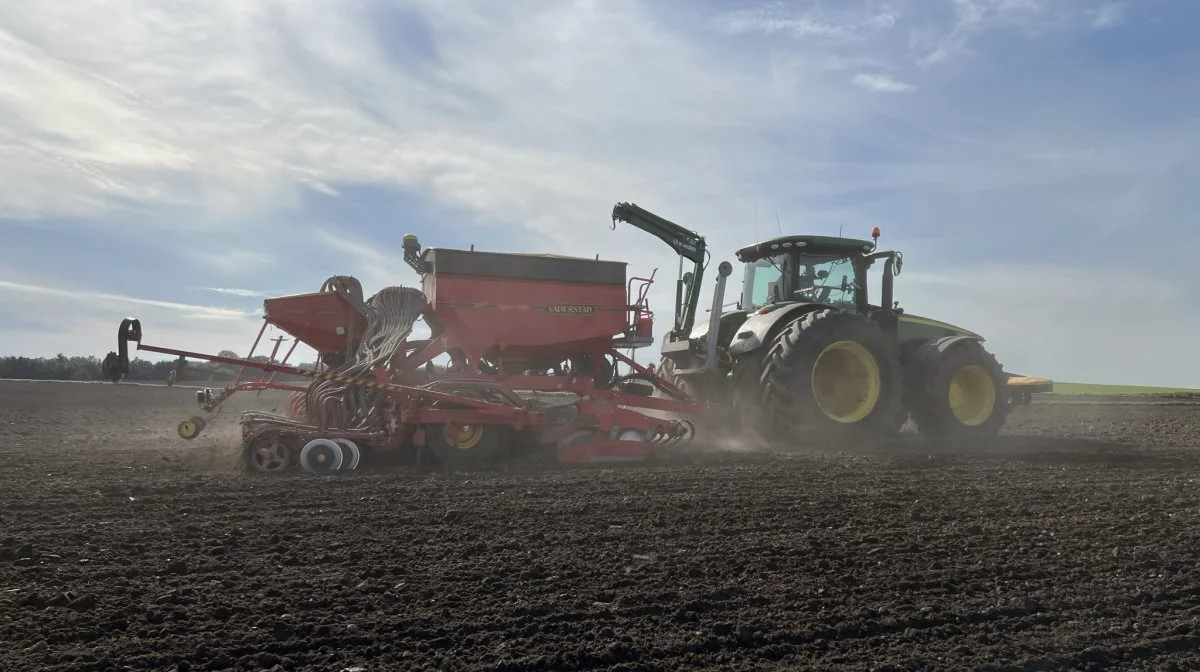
[
  {"xmin": 613, "ymin": 335, "xmax": 655, "ymax": 349},
  {"xmin": 660, "ymin": 339, "xmax": 692, "ymax": 354},
  {"xmin": 673, "ymin": 367, "xmax": 706, "ymax": 377}
]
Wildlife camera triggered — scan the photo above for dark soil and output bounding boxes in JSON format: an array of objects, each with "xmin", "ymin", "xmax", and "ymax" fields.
[{"xmin": 1, "ymin": 380, "xmax": 1199, "ymax": 671}]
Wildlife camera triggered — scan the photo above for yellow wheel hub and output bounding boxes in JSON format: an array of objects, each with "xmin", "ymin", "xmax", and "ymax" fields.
[
  {"xmin": 177, "ymin": 417, "xmax": 204, "ymax": 440},
  {"xmin": 446, "ymin": 424, "xmax": 484, "ymax": 450},
  {"xmin": 948, "ymin": 364, "xmax": 997, "ymax": 426},
  {"xmin": 811, "ymin": 340, "xmax": 881, "ymax": 424}
]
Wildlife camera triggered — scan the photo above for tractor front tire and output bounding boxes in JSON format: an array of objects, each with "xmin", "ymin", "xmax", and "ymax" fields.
[
  {"xmin": 730, "ymin": 353, "xmax": 765, "ymax": 432},
  {"xmin": 905, "ymin": 339, "xmax": 1009, "ymax": 446},
  {"xmin": 658, "ymin": 356, "xmax": 698, "ymax": 401},
  {"xmin": 759, "ymin": 309, "xmax": 905, "ymax": 447}
]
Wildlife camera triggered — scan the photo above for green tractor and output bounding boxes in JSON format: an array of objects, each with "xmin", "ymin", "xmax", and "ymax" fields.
[{"xmin": 611, "ymin": 202, "xmax": 1051, "ymax": 447}]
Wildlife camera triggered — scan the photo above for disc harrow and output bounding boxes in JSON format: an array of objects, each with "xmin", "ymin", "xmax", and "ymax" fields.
[{"xmin": 645, "ymin": 420, "xmax": 697, "ymax": 446}]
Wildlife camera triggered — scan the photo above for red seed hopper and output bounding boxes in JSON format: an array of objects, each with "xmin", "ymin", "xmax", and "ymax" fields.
[{"xmin": 411, "ymin": 246, "xmax": 649, "ymax": 378}]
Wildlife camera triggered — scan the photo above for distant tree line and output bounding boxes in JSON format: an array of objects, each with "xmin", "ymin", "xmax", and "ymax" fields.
[{"xmin": 0, "ymin": 353, "xmax": 316, "ymax": 384}]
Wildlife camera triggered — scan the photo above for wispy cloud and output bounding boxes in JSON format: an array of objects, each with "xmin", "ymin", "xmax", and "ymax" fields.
[
  {"xmin": 912, "ymin": 0, "xmax": 1061, "ymax": 67},
  {"xmin": 1091, "ymin": 2, "xmax": 1128, "ymax": 29},
  {"xmin": 1022, "ymin": 148, "xmax": 1097, "ymax": 161},
  {"xmin": 199, "ymin": 287, "xmax": 273, "ymax": 299},
  {"xmin": 0, "ymin": 277, "xmax": 279, "ymax": 362},
  {"xmin": 310, "ymin": 228, "xmax": 405, "ymax": 293},
  {"xmin": 0, "ymin": 0, "xmax": 783, "ymax": 249},
  {"xmin": 713, "ymin": 4, "xmax": 898, "ymax": 40},
  {"xmin": 0, "ymin": 280, "xmax": 255, "ymax": 320},
  {"xmin": 853, "ymin": 73, "xmax": 916, "ymax": 92},
  {"xmin": 193, "ymin": 249, "xmax": 277, "ymax": 276}
]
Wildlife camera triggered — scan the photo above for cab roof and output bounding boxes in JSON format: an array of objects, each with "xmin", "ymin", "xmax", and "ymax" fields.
[{"xmin": 734, "ymin": 235, "xmax": 876, "ymax": 263}]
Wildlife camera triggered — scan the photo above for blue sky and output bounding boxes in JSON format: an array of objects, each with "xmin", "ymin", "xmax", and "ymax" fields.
[{"xmin": 1, "ymin": 0, "xmax": 1197, "ymax": 386}]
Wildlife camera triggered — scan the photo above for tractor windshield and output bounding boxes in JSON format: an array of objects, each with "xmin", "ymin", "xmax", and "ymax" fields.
[
  {"xmin": 742, "ymin": 256, "xmax": 787, "ymax": 309},
  {"xmin": 795, "ymin": 254, "xmax": 859, "ymax": 309},
  {"xmin": 741, "ymin": 252, "xmax": 861, "ymax": 310}
]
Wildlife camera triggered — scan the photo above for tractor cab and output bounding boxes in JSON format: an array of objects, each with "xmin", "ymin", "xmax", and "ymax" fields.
[
  {"xmin": 735, "ymin": 235, "xmax": 876, "ymax": 313},
  {"xmin": 733, "ymin": 229, "xmax": 991, "ymax": 349},
  {"xmin": 733, "ymin": 231, "xmax": 903, "ymax": 323}
]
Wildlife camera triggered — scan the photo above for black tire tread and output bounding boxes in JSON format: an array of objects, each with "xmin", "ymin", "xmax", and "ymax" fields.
[
  {"xmin": 905, "ymin": 339, "xmax": 1010, "ymax": 445},
  {"xmin": 658, "ymin": 356, "xmax": 698, "ymax": 401},
  {"xmin": 730, "ymin": 352, "xmax": 766, "ymax": 437},
  {"xmin": 758, "ymin": 308, "xmax": 905, "ymax": 447},
  {"xmin": 427, "ymin": 424, "xmax": 506, "ymax": 467}
]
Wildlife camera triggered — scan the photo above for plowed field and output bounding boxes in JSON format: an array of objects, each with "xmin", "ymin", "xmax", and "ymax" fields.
[{"xmin": 2, "ymin": 380, "xmax": 1199, "ymax": 671}]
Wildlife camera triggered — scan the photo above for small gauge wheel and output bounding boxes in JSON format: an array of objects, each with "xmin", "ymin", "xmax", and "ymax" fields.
[{"xmin": 178, "ymin": 416, "xmax": 206, "ymax": 440}]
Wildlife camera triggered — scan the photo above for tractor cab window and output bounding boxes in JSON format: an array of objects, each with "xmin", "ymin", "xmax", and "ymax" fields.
[
  {"xmin": 793, "ymin": 255, "xmax": 859, "ymax": 309},
  {"xmin": 742, "ymin": 256, "xmax": 786, "ymax": 309}
]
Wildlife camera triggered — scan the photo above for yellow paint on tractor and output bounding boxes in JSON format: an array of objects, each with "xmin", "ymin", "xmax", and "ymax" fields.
[
  {"xmin": 811, "ymin": 340, "xmax": 881, "ymax": 423},
  {"xmin": 1007, "ymin": 375, "xmax": 1054, "ymax": 389},
  {"xmin": 898, "ymin": 314, "xmax": 984, "ymax": 339}
]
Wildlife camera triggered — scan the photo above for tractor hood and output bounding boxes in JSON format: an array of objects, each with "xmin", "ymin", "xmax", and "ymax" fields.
[
  {"xmin": 688, "ymin": 309, "xmax": 750, "ymax": 343},
  {"xmin": 688, "ymin": 304, "xmax": 983, "ymax": 349}
]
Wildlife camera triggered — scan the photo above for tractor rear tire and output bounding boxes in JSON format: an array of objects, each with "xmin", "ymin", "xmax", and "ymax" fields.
[
  {"xmin": 905, "ymin": 339, "xmax": 1009, "ymax": 445},
  {"xmin": 759, "ymin": 308, "xmax": 904, "ymax": 447}
]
